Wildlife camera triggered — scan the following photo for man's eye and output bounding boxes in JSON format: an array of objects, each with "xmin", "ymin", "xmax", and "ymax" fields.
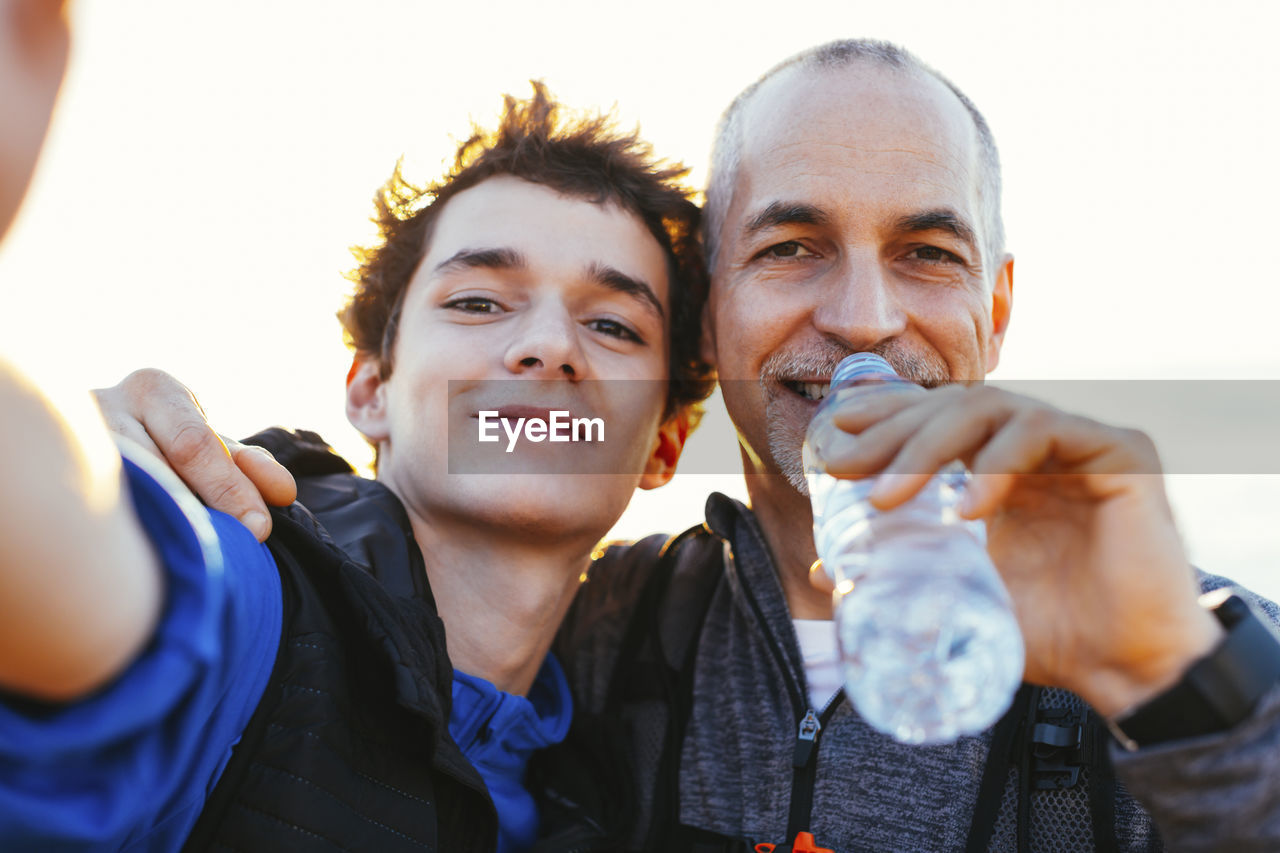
[
  {"xmin": 760, "ymin": 241, "xmax": 814, "ymax": 260},
  {"xmin": 908, "ymin": 246, "xmax": 961, "ymax": 264},
  {"xmin": 445, "ymin": 297, "xmax": 499, "ymax": 313},
  {"xmin": 588, "ymin": 318, "xmax": 643, "ymax": 344}
]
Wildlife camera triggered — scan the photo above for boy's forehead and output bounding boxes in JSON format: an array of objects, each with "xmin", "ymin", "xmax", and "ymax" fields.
[{"xmin": 420, "ymin": 176, "xmax": 670, "ymax": 294}]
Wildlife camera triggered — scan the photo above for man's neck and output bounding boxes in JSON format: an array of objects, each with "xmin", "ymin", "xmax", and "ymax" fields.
[{"xmin": 742, "ymin": 467, "xmax": 833, "ymax": 621}]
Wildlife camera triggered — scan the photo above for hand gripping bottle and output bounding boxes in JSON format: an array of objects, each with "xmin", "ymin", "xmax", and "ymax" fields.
[{"xmin": 802, "ymin": 353, "xmax": 1024, "ymax": 744}]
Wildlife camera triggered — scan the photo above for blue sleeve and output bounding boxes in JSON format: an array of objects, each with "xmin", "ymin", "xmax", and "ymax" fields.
[{"xmin": 0, "ymin": 447, "xmax": 283, "ymax": 852}]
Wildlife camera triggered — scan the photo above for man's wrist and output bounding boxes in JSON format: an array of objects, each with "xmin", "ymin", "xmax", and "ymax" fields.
[
  {"xmin": 1078, "ymin": 598, "xmax": 1223, "ymax": 719},
  {"xmin": 1107, "ymin": 590, "xmax": 1280, "ymax": 751}
]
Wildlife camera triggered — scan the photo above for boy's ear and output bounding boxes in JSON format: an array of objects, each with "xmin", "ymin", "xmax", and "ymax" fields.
[
  {"xmin": 639, "ymin": 407, "xmax": 692, "ymax": 490},
  {"xmin": 345, "ymin": 355, "xmax": 390, "ymax": 444}
]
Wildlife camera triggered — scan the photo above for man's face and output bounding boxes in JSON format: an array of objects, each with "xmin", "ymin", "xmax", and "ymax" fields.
[
  {"xmin": 348, "ymin": 175, "xmax": 680, "ymax": 541},
  {"xmin": 704, "ymin": 62, "xmax": 1012, "ymax": 489}
]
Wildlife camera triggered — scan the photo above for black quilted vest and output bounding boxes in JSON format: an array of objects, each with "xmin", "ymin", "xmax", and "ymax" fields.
[{"xmin": 180, "ymin": 430, "xmax": 497, "ymax": 852}]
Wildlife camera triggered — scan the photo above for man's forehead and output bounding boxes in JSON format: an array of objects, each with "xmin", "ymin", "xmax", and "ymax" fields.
[{"xmin": 733, "ymin": 62, "xmax": 981, "ymax": 212}]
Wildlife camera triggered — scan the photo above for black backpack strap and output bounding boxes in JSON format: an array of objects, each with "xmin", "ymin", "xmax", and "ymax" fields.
[
  {"xmin": 1087, "ymin": 715, "xmax": 1119, "ymax": 853},
  {"xmin": 964, "ymin": 684, "xmax": 1124, "ymax": 853},
  {"xmin": 964, "ymin": 683, "xmax": 1036, "ymax": 853},
  {"xmin": 649, "ymin": 547, "xmax": 722, "ymax": 851},
  {"xmin": 599, "ymin": 524, "xmax": 725, "ymax": 852}
]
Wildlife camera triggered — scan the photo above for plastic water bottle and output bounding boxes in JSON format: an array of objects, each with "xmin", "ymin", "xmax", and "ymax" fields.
[{"xmin": 803, "ymin": 353, "xmax": 1024, "ymax": 744}]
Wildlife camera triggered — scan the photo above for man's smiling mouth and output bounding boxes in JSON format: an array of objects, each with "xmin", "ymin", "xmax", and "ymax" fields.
[{"xmin": 782, "ymin": 380, "xmax": 832, "ymax": 402}]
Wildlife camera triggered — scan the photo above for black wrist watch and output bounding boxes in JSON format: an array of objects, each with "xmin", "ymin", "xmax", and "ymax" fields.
[{"xmin": 1108, "ymin": 590, "xmax": 1280, "ymax": 751}]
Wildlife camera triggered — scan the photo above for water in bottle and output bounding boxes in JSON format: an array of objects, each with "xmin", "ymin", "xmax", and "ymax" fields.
[{"xmin": 803, "ymin": 352, "xmax": 1024, "ymax": 744}]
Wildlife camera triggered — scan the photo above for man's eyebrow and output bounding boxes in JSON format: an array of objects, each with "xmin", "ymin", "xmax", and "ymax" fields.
[
  {"xmin": 587, "ymin": 262, "xmax": 665, "ymax": 321},
  {"xmin": 744, "ymin": 201, "xmax": 831, "ymax": 235},
  {"xmin": 432, "ymin": 247, "xmax": 527, "ymax": 275},
  {"xmin": 895, "ymin": 209, "xmax": 980, "ymax": 254}
]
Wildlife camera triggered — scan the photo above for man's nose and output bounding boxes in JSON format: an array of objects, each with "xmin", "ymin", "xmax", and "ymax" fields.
[
  {"xmin": 811, "ymin": 251, "xmax": 908, "ymax": 350},
  {"xmin": 502, "ymin": 304, "xmax": 584, "ymax": 378}
]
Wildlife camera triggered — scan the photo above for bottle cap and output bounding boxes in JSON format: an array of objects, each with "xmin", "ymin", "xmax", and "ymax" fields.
[{"xmin": 832, "ymin": 352, "xmax": 900, "ymax": 386}]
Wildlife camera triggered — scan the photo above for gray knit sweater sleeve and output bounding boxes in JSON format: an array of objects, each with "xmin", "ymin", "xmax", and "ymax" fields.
[
  {"xmin": 1113, "ymin": 686, "xmax": 1280, "ymax": 852},
  {"xmin": 1110, "ymin": 573, "xmax": 1280, "ymax": 852}
]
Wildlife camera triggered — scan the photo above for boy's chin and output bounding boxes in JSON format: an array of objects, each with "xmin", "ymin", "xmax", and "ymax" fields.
[{"xmin": 445, "ymin": 475, "xmax": 636, "ymax": 540}]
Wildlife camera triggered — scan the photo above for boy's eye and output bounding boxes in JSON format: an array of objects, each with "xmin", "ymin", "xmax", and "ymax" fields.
[
  {"xmin": 445, "ymin": 297, "xmax": 500, "ymax": 313},
  {"xmin": 588, "ymin": 318, "xmax": 643, "ymax": 344}
]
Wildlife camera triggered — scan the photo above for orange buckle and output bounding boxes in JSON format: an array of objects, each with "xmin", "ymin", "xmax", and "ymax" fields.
[{"xmin": 755, "ymin": 831, "xmax": 834, "ymax": 853}]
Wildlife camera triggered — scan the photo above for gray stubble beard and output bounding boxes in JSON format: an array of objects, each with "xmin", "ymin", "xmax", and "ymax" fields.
[{"xmin": 759, "ymin": 343, "xmax": 952, "ymax": 496}]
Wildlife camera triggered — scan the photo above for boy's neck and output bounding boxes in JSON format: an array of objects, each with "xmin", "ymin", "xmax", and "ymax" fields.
[{"xmin": 398, "ymin": 505, "xmax": 593, "ymax": 697}]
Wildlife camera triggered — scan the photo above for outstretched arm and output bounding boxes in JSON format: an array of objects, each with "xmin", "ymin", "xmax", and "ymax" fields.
[{"xmin": 0, "ymin": 360, "xmax": 162, "ymax": 701}]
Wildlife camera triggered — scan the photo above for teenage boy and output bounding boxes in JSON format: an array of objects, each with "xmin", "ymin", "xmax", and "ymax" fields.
[{"xmin": 0, "ymin": 8, "xmax": 713, "ymax": 847}]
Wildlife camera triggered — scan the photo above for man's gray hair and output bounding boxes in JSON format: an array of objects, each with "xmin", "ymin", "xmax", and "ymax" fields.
[{"xmin": 704, "ymin": 39, "xmax": 1005, "ymax": 277}]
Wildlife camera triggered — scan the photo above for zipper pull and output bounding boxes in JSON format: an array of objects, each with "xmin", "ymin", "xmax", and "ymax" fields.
[{"xmin": 792, "ymin": 708, "xmax": 821, "ymax": 769}]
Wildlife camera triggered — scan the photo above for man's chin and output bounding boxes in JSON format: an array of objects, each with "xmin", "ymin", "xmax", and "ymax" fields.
[
  {"xmin": 768, "ymin": 436, "xmax": 810, "ymax": 496},
  {"xmin": 762, "ymin": 390, "xmax": 814, "ymax": 496}
]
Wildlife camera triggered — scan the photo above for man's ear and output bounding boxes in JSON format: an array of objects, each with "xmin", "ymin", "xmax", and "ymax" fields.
[
  {"xmin": 639, "ymin": 407, "xmax": 692, "ymax": 490},
  {"xmin": 984, "ymin": 254, "xmax": 1014, "ymax": 374},
  {"xmin": 345, "ymin": 355, "xmax": 390, "ymax": 444}
]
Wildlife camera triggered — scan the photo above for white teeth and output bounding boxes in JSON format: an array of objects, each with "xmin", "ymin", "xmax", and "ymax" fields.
[{"xmin": 793, "ymin": 381, "xmax": 831, "ymax": 401}]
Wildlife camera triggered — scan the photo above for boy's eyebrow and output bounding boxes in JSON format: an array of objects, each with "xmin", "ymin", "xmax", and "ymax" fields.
[
  {"xmin": 586, "ymin": 261, "xmax": 665, "ymax": 321},
  {"xmin": 432, "ymin": 247, "xmax": 527, "ymax": 275}
]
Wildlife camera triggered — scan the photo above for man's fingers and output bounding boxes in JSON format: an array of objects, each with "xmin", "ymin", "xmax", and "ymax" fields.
[
  {"xmin": 119, "ymin": 371, "xmax": 270, "ymax": 540},
  {"xmin": 95, "ymin": 398, "xmax": 166, "ymax": 462},
  {"xmin": 228, "ymin": 441, "xmax": 297, "ymax": 508},
  {"xmin": 868, "ymin": 389, "xmax": 1019, "ymax": 507},
  {"xmin": 156, "ymin": 421, "xmax": 271, "ymax": 541},
  {"xmin": 959, "ymin": 472, "xmax": 1017, "ymax": 518},
  {"xmin": 95, "ymin": 370, "xmax": 277, "ymax": 541},
  {"xmin": 829, "ymin": 389, "xmax": 919, "ymax": 434},
  {"xmin": 809, "ymin": 559, "xmax": 835, "ymax": 595},
  {"xmin": 962, "ymin": 413, "xmax": 1160, "ymax": 517},
  {"xmin": 818, "ymin": 384, "xmax": 1166, "ymax": 515},
  {"xmin": 819, "ymin": 399, "xmax": 938, "ymax": 479}
]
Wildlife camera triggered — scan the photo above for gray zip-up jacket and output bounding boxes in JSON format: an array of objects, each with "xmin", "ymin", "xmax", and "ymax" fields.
[{"xmin": 557, "ymin": 492, "xmax": 1280, "ymax": 852}]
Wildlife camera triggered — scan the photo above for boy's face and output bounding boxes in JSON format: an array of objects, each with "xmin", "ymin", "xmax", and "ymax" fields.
[
  {"xmin": 347, "ymin": 175, "xmax": 686, "ymax": 543},
  {"xmin": 0, "ymin": 0, "xmax": 70, "ymax": 242}
]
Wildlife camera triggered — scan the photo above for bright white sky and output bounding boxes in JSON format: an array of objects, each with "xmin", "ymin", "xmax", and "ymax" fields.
[{"xmin": 3, "ymin": 0, "xmax": 1277, "ymax": 598}]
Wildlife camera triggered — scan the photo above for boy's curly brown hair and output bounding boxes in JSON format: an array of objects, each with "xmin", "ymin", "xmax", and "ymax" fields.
[{"xmin": 340, "ymin": 82, "xmax": 715, "ymax": 420}]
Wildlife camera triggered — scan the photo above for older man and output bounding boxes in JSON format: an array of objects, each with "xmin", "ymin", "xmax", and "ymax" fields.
[
  {"xmin": 100, "ymin": 39, "xmax": 1280, "ymax": 852},
  {"xmin": 553, "ymin": 40, "xmax": 1280, "ymax": 852}
]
